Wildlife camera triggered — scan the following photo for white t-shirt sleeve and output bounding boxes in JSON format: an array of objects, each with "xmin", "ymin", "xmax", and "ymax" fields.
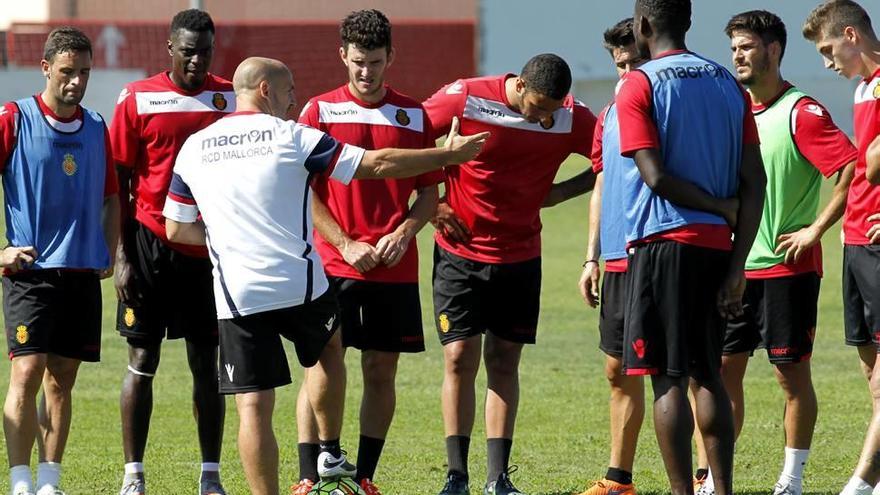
[
  {"xmin": 163, "ymin": 171, "xmax": 200, "ymax": 223},
  {"xmin": 296, "ymin": 123, "xmax": 365, "ymax": 185}
]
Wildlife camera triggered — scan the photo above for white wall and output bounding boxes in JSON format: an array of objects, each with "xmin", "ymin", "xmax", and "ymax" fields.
[
  {"xmin": 0, "ymin": 68, "xmax": 146, "ymax": 121},
  {"xmin": 0, "ymin": 2, "xmax": 49, "ymax": 30},
  {"xmin": 483, "ymin": 0, "xmax": 880, "ymax": 134}
]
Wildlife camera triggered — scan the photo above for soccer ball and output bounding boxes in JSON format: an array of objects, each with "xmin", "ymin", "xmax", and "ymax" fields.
[{"xmin": 307, "ymin": 477, "xmax": 365, "ymax": 495}]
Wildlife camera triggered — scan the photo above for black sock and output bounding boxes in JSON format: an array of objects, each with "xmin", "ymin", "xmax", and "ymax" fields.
[
  {"xmin": 319, "ymin": 438, "xmax": 342, "ymax": 458},
  {"xmin": 355, "ymin": 435, "xmax": 385, "ymax": 482},
  {"xmin": 298, "ymin": 443, "xmax": 320, "ymax": 482},
  {"xmin": 695, "ymin": 468, "xmax": 709, "ymax": 480},
  {"xmin": 605, "ymin": 467, "xmax": 633, "ymax": 485},
  {"xmin": 486, "ymin": 438, "xmax": 512, "ymax": 483},
  {"xmin": 445, "ymin": 435, "xmax": 470, "ymax": 478}
]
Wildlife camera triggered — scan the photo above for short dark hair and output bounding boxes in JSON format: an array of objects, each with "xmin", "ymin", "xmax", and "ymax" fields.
[
  {"xmin": 520, "ymin": 53, "xmax": 571, "ymax": 100},
  {"xmin": 725, "ymin": 10, "xmax": 788, "ymax": 62},
  {"xmin": 603, "ymin": 18, "xmax": 635, "ymax": 53},
  {"xmin": 170, "ymin": 9, "xmax": 215, "ymax": 38},
  {"xmin": 340, "ymin": 9, "xmax": 392, "ymax": 52},
  {"xmin": 636, "ymin": 0, "xmax": 692, "ymax": 40},
  {"xmin": 803, "ymin": 0, "xmax": 875, "ymax": 42},
  {"xmin": 43, "ymin": 26, "xmax": 92, "ymax": 62}
]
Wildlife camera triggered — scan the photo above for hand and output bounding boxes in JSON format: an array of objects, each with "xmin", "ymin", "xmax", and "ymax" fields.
[
  {"xmin": 114, "ymin": 255, "xmax": 143, "ymax": 306},
  {"xmin": 867, "ymin": 213, "xmax": 880, "ymax": 244},
  {"xmin": 98, "ymin": 266, "xmax": 114, "ymax": 280},
  {"xmin": 0, "ymin": 246, "xmax": 37, "ymax": 272},
  {"xmin": 716, "ymin": 269, "xmax": 746, "ymax": 320},
  {"xmin": 577, "ymin": 261, "xmax": 601, "ymax": 308},
  {"xmin": 340, "ymin": 239, "xmax": 381, "ymax": 273},
  {"xmin": 443, "ymin": 116, "xmax": 490, "ymax": 164},
  {"xmin": 719, "ymin": 197, "xmax": 739, "ymax": 229},
  {"xmin": 431, "ymin": 202, "xmax": 471, "ymax": 243},
  {"xmin": 775, "ymin": 226, "xmax": 821, "ymax": 264},
  {"xmin": 375, "ymin": 229, "xmax": 412, "ymax": 268}
]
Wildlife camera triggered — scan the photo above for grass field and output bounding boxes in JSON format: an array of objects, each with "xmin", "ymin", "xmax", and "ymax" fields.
[{"xmin": 0, "ymin": 155, "xmax": 868, "ymax": 494}]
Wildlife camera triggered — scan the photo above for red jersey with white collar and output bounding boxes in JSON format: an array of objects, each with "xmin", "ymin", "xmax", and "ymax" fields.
[{"xmin": 847, "ymin": 69, "xmax": 880, "ymax": 245}]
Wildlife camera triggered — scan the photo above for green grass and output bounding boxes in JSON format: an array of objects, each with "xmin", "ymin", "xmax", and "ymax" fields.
[{"xmin": 0, "ymin": 155, "xmax": 867, "ymax": 494}]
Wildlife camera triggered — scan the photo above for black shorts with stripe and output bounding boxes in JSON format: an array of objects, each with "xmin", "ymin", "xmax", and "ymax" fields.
[
  {"xmin": 217, "ymin": 289, "xmax": 339, "ymax": 394},
  {"xmin": 116, "ymin": 220, "xmax": 218, "ymax": 345},
  {"xmin": 432, "ymin": 244, "xmax": 541, "ymax": 345},
  {"xmin": 4, "ymin": 269, "xmax": 102, "ymax": 362},
  {"xmin": 623, "ymin": 241, "xmax": 729, "ymax": 377},
  {"xmin": 723, "ymin": 272, "xmax": 820, "ymax": 364},
  {"xmin": 843, "ymin": 244, "xmax": 880, "ymax": 348},
  {"xmin": 330, "ymin": 277, "xmax": 425, "ymax": 353},
  {"xmin": 598, "ymin": 270, "xmax": 627, "ymax": 358}
]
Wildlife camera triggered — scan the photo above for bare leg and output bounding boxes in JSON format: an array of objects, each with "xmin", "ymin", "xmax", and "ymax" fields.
[
  {"xmin": 4, "ymin": 354, "xmax": 48, "ymax": 467},
  {"xmin": 120, "ymin": 342, "xmax": 161, "ymax": 465},
  {"xmin": 185, "ymin": 340, "xmax": 225, "ymax": 463},
  {"xmin": 306, "ymin": 332, "xmax": 346, "ymax": 441},
  {"xmin": 235, "ymin": 390, "xmax": 278, "ymax": 495},
  {"xmin": 605, "ymin": 355, "xmax": 644, "ymax": 473},
  {"xmin": 37, "ymin": 354, "xmax": 82, "ymax": 463}
]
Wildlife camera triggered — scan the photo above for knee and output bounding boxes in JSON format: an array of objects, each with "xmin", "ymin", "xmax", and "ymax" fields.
[
  {"xmin": 128, "ymin": 344, "xmax": 161, "ymax": 377},
  {"xmin": 444, "ymin": 344, "xmax": 480, "ymax": 380},
  {"xmin": 484, "ymin": 346, "xmax": 520, "ymax": 379},
  {"xmin": 45, "ymin": 364, "xmax": 80, "ymax": 394},
  {"xmin": 604, "ymin": 357, "xmax": 625, "ymax": 386},
  {"xmin": 10, "ymin": 356, "xmax": 47, "ymax": 395},
  {"xmin": 186, "ymin": 343, "xmax": 219, "ymax": 379},
  {"xmin": 362, "ymin": 353, "xmax": 398, "ymax": 389},
  {"xmin": 774, "ymin": 362, "xmax": 814, "ymax": 397}
]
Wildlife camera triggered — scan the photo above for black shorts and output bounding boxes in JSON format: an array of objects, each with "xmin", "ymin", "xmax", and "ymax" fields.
[
  {"xmin": 432, "ymin": 244, "xmax": 541, "ymax": 345},
  {"xmin": 329, "ymin": 277, "xmax": 424, "ymax": 353},
  {"xmin": 217, "ymin": 289, "xmax": 339, "ymax": 394},
  {"xmin": 598, "ymin": 270, "xmax": 627, "ymax": 358},
  {"xmin": 3, "ymin": 270, "xmax": 102, "ymax": 362},
  {"xmin": 623, "ymin": 241, "xmax": 729, "ymax": 377},
  {"xmin": 843, "ymin": 245, "xmax": 880, "ymax": 348},
  {"xmin": 116, "ymin": 220, "xmax": 218, "ymax": 346},
  {"xmin": 723, "ymin": 273, "xmax": 820, "ymax": 364}
]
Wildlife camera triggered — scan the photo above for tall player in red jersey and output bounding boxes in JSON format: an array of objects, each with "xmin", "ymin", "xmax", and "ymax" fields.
[
  {"xmin": 109, "ymin": 10, "xmax": 234, "ymax": 495},
  {"xmin": 292, "ymin": 10, "xmax": 442, "ymax": 495},
  {"xmin": 803, "ymin": 2, "xmax": 880, "ymax": 494},
  {"xmin": 424, "ymin": 54, "xmax": 597, "ymax": 495}
]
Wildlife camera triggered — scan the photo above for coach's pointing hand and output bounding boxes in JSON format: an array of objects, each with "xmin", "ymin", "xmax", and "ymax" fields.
[
  {"xmin": 0, "ymin": 246, "xmax": 37, "ymax": 272},
  {"xmin": 444, "ymin": 116, "xmax": 490, "ymax": 164}
]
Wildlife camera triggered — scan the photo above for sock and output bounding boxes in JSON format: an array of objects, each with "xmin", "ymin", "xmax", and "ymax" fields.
[
  {"xmin": 445, "ymin": 435, "xmax": 470, "ymax": 478},
  {"xmin": 778, "ymin": 447, "xmax": 809, "ymax": 487},
  {"xmin": 10, "ymin": 465, "xmax": 32, "ymax": 494},
  {"xmin": 123, "ymin": 462, "xmax": 144, "ymax": 484},
  {"xmin": 705, "ymin": 470, "xmax": 715, "ymax": 491},
  {"xmin": 486, "ymin": 438, "xmax": 513, "ymax": 483},
  {"xmin": 695, "ymin": 468, "xmax": 709, "ymax": 480},
  {"xmin": 36, "ymin": 462, "xmax": 61, "ymax": 489},
  {"xmin": 319, "ymin": 438, "xmax": 342, "ymax": 458},
  {"xmin": 355, "ymin": 435, "xmax": 385, "ymax": 482},
  {"xmin": 842, "ymin": 476, "xmax": 873, "ymax": 495},
  {"xmin": 605, "ymin": 467, "xmax": 633, "ymax": 485},
  {"xmin": 200, "ymin": 462, "xmax": 220, "ymax": 482},
  {"xmin": 298, "ymin": 443, "xmax": 320, "ymax": 482}
]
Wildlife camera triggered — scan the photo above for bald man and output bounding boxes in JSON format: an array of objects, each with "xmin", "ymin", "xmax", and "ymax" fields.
[{"xmin": 161, "ymin": 57, "xmax": 488, "ymax": 495}]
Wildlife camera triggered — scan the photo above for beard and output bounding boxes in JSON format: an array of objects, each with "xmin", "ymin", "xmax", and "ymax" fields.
[{"xmin": 736, "ymin": 54, "xmax": 771, "ymax": 86}]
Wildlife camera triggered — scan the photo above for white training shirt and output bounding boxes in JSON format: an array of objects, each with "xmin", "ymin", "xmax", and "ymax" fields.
[{"xmin": 163, "ymin": 111, "xmax": 365, "ymax": 319}]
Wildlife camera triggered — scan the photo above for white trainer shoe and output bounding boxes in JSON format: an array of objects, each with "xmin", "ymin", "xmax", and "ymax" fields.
[
  {"xmin": 317, "ymin": 450, "xmax": 357, "ymax": 479},
  {"xmin": 119, "ymin": 478, "xmax": 145, "ymax": 495},
  {"xmin": 773, "ymin": 481, "xmax": 803, "ymax": 495},
  {"xmin": 35, "ymin": 486, "xmax": 65, "ymax": 495}
]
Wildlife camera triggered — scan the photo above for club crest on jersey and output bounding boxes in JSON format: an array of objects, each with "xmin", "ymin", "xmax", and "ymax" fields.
[
  {"xmin": 439, "ymin": 314, "xmax": 451, "ymax": 333},
  {"xmin": 539, "ymin": 115, "xmax": 555, "ymax": 130},
  {"xmin": 15, "ymin": 325, "xmax": 28, "ymax": 345},
  {"xmin": 212, "ymin": 92, "xmax": 228, "ymax": 111},
  {"xmin": 873, "ymin": 85, "xmax": 880, "ymax": 100},
  {"xmin": 62, "ymin": 153, "xmax": 77, "ymax": 176},
  {"xmin": 395, "ymin": 109, "xmax": 411, "ymax": 127},
  {"xmin": 123, "ymin": 308, "xmax": 136, "ymax": 328}
]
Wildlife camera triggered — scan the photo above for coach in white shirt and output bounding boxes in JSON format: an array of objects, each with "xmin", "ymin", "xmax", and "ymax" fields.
[{"xmin": 161, "ymin": 56, "xmax": 488, "ymax": 495}]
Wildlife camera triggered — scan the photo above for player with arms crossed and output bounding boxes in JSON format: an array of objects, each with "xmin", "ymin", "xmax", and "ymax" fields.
[
  {"xmin": 424, "ymin": 53, "xmax": 598, "ymax": 495},
  {"xmin": 803, "ymin": 2, "xmax": 880, "ymax": 494},
  {"xmin": 109, "ymin": 9, "xmax": 234, "ymax": 495},
  {"xmin": 577, "ymin": 17, "xmax": 649, "ymax": 495},
  {"xmin": 0, "ymin": 27, "xmax": 120, "ymax": 495},
  {"xmin": 689, "ymin": 10, "xmax": 857, "ymax": 495},
  {"xmin": 162, "ymin": 57, "xmax": 487, "ymax": 495},
  {"xmin": 293, "ymin": 9, "xmax": 442, "ymax": 495},
  {"xmin": 615, "ymin": 0, "xmax": 766, "ymax": 493}
]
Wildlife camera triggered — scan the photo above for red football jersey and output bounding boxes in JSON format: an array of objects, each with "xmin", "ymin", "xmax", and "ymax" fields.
[
  {"xmin": 423, "ymin": 74, "xmax": 597, "ymax": 263},
  {"xmin": 299, "ymin": 85, "xmax": 442, "ymax": 283},
  {"xmin": 846, "ymin": 69, "xmax": 880, "ymax": 246},
  {"xmin": 109, "ymin": 72, "xmax": 234, "ymax": 257}
]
